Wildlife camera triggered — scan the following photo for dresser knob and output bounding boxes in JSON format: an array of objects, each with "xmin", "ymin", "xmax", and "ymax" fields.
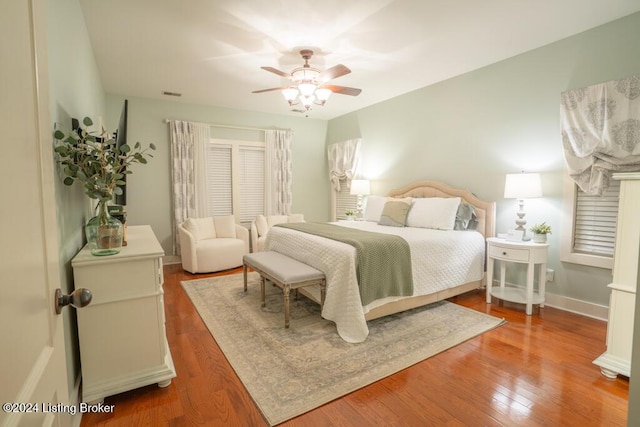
[{"xmin": 503, "ymin": 252, "xmax": 507, "ymax": 256}]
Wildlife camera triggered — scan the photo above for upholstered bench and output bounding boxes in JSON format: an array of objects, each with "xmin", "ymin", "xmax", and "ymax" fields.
[{"xmin": 243, "ymin": 251, "xmax": 326, "ymax": 328}]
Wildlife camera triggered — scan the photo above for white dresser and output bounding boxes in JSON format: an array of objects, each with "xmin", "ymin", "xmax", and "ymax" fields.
[
  {"xmin": 593, "ymin": 173, "xmax": 640, "ymax": 378},
  {"xmin": 72, "ymin": 225, "xmax": 176, "ymax": 402}
]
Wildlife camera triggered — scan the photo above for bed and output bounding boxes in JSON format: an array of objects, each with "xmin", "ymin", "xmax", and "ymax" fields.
[{"xmin": 264, "ymin": 180, "xmax": 496, "ymax": 343}]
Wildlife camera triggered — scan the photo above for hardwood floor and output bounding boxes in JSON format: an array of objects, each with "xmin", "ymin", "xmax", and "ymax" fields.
[{"xmin": 81, "ymin": 264, "xmax": 629, "ymax": 426}]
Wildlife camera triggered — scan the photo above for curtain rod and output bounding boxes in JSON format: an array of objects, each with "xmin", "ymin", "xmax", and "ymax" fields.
[{"xmin": 164, "ymin": 119, "xmax": 280, "ymax": 133}]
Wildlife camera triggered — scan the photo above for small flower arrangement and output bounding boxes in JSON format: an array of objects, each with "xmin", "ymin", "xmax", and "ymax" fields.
[
  {"xmin": 345, "ymin": 209, "xmax": 355, "ymax": 217},
  {"xmin": 530, "ymin": 222, "xmax": 552, "ymax": 235}
]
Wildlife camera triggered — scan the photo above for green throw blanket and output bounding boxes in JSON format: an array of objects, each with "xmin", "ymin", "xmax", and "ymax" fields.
[{"xmin": 275, "ymin": 222, "xmax": 413, "ymax": 305}]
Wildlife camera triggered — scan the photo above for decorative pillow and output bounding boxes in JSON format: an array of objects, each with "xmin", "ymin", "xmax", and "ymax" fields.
[
  {"xmin": 288, "ymin": 213, "xmax": 305, "ymax": 223},
  {"xmin": 363, "ymin": 195, "xmax": 388, "ymax": 222},
  {"xmin": 213, "ymin": 215, "xmax": 236, "ymax": 238},
  {"xmin": 255, "ymin": 214, "xmax": 269, "ymax": 236},
  {"xmin": 183, "ymin": 218, "xmax": 200, "ymax": 241},
  {"xmin": 454, "ymin": 203, "xmax": 478, "ymax": 230},
  {"xmin": 406, "ymin": 197, "xmax": 461, "ymax": 230},
  {"xmin": 267, "ymin": 215, "xmax": 289, "ymax": 228},
  {"xmin": 192, "ymin": 217, "xmax": 216, "ymax": 240},
  {"xmin": 378, "ymin": 198, "xmax": 413, "ymax": 227}
]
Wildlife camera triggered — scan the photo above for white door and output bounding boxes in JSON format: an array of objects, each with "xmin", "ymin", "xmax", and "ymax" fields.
[{"xmin": 0, "ymin": 1, "xmax": 71, "ymax": 426}]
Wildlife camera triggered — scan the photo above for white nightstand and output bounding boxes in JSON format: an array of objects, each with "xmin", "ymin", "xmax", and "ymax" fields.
[{"xmin": 485, "ymin": 237, "xmax": 550, "ymax": 315}]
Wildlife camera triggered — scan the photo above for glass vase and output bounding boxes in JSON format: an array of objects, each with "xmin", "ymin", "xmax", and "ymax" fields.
[{"xmin": 85, "ymin": 201, "xmax": 123, "ymax": 256}]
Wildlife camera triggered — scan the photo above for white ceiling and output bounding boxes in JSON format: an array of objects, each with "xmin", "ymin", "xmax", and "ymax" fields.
[{"xmin": 80, "ymin": 0, "xmax": 640, "ymax": 120}]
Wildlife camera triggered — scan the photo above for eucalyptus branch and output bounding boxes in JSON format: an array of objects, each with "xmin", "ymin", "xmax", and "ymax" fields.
[{"xmin": 53, "ymin": 116, "xmax": 156, "ymax": 202}]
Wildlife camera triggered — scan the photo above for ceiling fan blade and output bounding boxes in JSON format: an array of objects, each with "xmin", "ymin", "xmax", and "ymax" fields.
[
  {"xmin": 323, "ymin": 84, "xmax": 362, "ymax": 96},
  {"xmin": 261, "ymin": 66, "xmax": 291, "ymax": 78},
  {"xmin": 319, "ymin": 64, "xmax": 351, "ymax": 81},
  {"xmin": 252, "ymin": 86, "xmax": 287, "ymax": 94}
]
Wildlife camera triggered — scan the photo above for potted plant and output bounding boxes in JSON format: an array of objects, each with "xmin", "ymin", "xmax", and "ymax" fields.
[
  {"xmin": 345, "ymin": 209, "xmax": 356, "ymax": 221},
  {"xmin": 530, "ymin": 222, "xmax": 552, "ymax": 243},
  {"xmin": 53, "ymin": 117, "xmax": 156, "ymax": 256}
]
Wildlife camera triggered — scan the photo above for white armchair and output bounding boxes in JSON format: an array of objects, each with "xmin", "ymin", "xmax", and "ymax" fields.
[
  {"xmin": 250, "ymin": 214, "xmax": 304, "ymax": 252},
  {"xmin": 178, "ymin": 215, "xmax": 249, "ymax": 273}
]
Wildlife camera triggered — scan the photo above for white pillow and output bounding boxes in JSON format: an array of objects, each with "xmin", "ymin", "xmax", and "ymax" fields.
[
  {"xmin": 255, "ymin": 215, "xmax": 269, "ymax": 236},
  {"xmin": 406, "ymin": 197, "xmax": 461, "ymax": 230},
  {"xmin": 183, "ymin": 218, "xmax": 200, "ymax": 241},
  {"xmin": 192, "ymin": 217, "xmax": 216, "ymax": 240},
  {"xmin": 267, "ymin": 215, "xmax": 289, "ymax": 228},
  {"xmin": 363, "ymin": 195, "xmax": 388, "ymax": 222},
  {"xmin": 288, "ymin": 213, "xmax": 305, "ymax": 223},
  {"xmin": 214, "ymin": 215, "xmax": 236, "ymax": 238}
]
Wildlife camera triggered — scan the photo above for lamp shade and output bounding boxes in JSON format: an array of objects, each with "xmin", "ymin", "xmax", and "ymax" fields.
[
  {"xmin": 504, "ymin": 173, "xmax": 542, "ymax": 199},
  {"xmin": 350, "ymin": 179, "xmax": 370, "ymax": 195}
]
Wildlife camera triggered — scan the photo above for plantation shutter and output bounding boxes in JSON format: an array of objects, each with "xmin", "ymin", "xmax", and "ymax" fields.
[
  {"xmin": 573, "ymin": 179, "xmax": 620, "ymax": 257},
  {"xmin": 239, "ymin": 146, "xmax": 265, "ymax": 224},
  {"xmin": 335, "ymin": 178, "xmax": 358, "ymax": 220},
  {"xmin": 207, "ymin": 144, "xmax": 233, "ymax": 216}
]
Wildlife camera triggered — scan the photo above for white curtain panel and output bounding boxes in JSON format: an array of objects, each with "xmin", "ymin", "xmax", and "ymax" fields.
[
  {"xmin": 327, "ymin": 138, "xmax": 361, "ymax": 191},
  {"xmin": 561, "ymin": 75, "xmax": 640, "ymax": 195},
  {"xmin": 191, "ymin": 123, "xmax": 211, "ymax": 217},
  {"xmin": 265, "ymin": 129, "xmax": 293, "ymax": 215},
  {"xmin": 169, "ymin": 120, "xmax": 210, "ymax": 254}
]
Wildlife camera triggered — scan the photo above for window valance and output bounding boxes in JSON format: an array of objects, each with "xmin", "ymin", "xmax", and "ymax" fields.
[
  {"xmin": 327, "ymin": 138, "xmax": 361, "ymax": 191},
  {"xmin": 561, "ymin": 75, "xmax": 640, "ymax": 195}
]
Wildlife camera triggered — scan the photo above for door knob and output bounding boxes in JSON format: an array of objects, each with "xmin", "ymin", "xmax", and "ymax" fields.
[{"xmin": 55, "ymin": 288, "xmax": 92, "ymax": 314}]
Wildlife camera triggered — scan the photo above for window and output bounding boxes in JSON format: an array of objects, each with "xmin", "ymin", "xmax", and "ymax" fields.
[
  {"xmin": 331, "ymin": 178, "xmax": 358, "ymax": 221},
  {"xmin": 561, "ymin": 174, "xmax": 619, "ymax": 269},
  {"xmin": 206, "ymin": 139, "xmax": 264, "ymax": 226}
]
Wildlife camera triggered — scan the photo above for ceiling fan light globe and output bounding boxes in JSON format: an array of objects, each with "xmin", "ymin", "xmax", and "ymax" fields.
[
  {"xmin": 282, "ymin": 87, "xmax": 299, "ymax": 101},
  {"xmin": 298, "ymin": 83, "xmax": 316, "ymax": 97},
  {"xmin": 315, "ymin": 88, "xmax": 331, "ymax": 102},
  {"xmin": 300, "ymin": 94, "xmax": 315, "ymax": 108}
]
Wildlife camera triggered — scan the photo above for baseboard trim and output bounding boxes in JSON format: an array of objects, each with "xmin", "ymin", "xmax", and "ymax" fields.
[
  {"xmin": 162, "ymin": 255, "xmax": 181, "ymax": 265},
  {"xmin": 544, "ymin": 292, "xmax": 608, "ymax": 321},
  {"xmin": 488, "ymin": 280, "xmax": 608, "ymax": 321}
]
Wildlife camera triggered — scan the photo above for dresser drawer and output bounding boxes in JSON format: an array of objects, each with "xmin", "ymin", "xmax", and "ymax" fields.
[{"xmin": 489, "ymin": 245, "xmax": 530, "ymax": 262}]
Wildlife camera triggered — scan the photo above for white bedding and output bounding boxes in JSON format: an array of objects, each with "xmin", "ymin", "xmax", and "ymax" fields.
[{"xmin": 264, "ymin": 221, "xmax": 485, "ymax": 343}]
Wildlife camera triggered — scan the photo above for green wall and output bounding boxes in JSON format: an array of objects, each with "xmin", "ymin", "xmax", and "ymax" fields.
[
  {"xmin": 105, "ymin": 96, "xmax": 329, "ymax": 256},
  {"xmin": 326, "ymin": 12, "xmax": 640, "ymax": 308},
  {"xmin": 44, "ymin": 1, "xmax": 640, "ymax": 417},
  {"xmin": 47, "ymin": 0, "xmax": 106, "ymax": 399}
]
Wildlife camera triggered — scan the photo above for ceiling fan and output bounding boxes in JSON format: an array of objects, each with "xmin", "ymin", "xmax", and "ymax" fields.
[{"xmin": 252, "ymin": 49, "xmax": 362, "ymax": 111}]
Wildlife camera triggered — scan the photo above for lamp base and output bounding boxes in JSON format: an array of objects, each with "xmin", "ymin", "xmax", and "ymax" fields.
[
  {"xmin": 356, "ymin": 195, "xmax": 363, "ymax": 219},
  {"xmin": 515, "ymin": 199, "xmax": 529, "ymax": 241}
]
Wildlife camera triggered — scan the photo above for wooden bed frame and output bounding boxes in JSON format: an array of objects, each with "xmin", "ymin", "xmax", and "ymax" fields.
[{"xmin": 363, "ymin": 180, "xmax": 496, "ymax": 320}]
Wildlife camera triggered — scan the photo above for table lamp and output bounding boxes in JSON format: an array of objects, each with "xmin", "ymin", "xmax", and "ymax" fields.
[
  {"xmin": 504, "ymin": 172, "xmax": 542, "ymax": 240},
  {"xmin": 350, "ymin": 179, "xmax": 370, "ymax": 218}
]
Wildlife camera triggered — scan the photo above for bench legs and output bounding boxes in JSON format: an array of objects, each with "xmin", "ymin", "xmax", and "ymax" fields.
[
  {"xmin": 243, "ymin": 264, "xmax": 248, "ymax": 292},
  {"xmin": 244, "ymin": 265, "xmax": 325, "ymax": 329},
  {"xmin": 260, "ymin": 276, "xmax": 266, "ymax": 307},
  {"xmin": 258, "ymin": 276, "xmax": 291, "ymax": 328},
  {"xmin": 283, "ymin": 285, "xmax": 292, "ymax": 328},
  {"xmin": 320, "ymin": 280, "xmax": 326, "ymax": 307}
]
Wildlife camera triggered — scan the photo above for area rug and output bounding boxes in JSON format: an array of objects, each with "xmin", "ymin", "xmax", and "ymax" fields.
[{"xmin": 181, "ymin": 272, "xmax": 505, "ymax": 425}]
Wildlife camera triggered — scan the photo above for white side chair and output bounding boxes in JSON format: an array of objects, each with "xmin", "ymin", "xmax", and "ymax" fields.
[
  {"xmin": 178, "ymin": 215, "xmax": 249, "ymax": 273},
  {"xmin": 250, "ymin": 214, "xmax": 305, "ymax": 252}
]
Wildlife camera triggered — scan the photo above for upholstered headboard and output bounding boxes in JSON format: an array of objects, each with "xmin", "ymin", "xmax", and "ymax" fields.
[{"xmin": 386, "ymin": 180, "xmax": 496, "ymax": 239}]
